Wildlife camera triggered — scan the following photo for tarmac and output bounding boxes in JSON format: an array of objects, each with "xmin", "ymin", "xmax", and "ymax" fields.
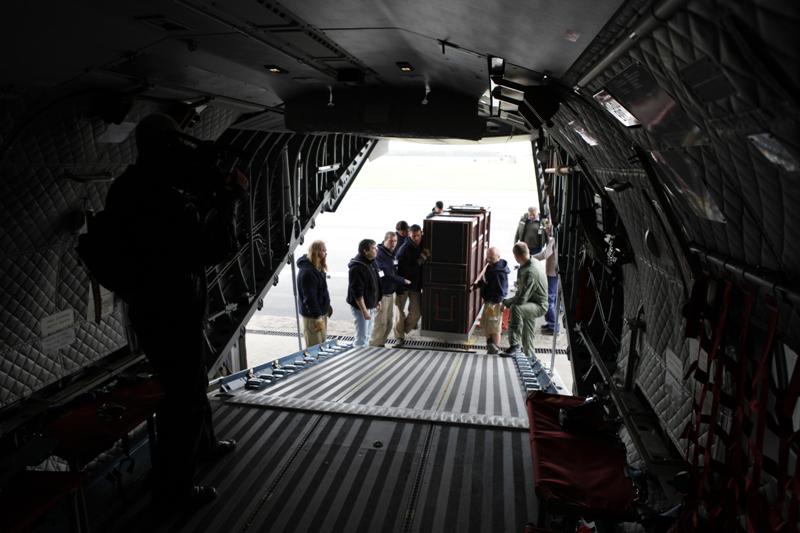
[{"xmin": 244, "ymin": 139, "xmax": 574, "ymax": 394}]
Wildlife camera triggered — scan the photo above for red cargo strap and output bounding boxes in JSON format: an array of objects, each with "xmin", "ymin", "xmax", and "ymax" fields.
[
  {"xmin": 725, "ymin": 291, "xmax": 754, "ymax": 515},
  {"xmin": 691, "ymin": 281, "xmax": 732, "ymax": 468},
  {"xmin": 746, "ymin": 304, "xmax": 779, "ymax": 533},
  {"xmin": 677, "ymin": 280, "xmax": 732, "ymax": 530}
]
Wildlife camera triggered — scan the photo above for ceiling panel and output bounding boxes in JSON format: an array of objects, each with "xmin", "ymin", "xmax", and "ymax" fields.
[{"xmin": 288, "ymin": 0, "xmax": 626, "ymax": 77}]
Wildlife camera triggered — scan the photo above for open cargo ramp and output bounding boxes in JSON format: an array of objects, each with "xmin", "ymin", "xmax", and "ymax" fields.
[{"xmin": 97, "ymin": 345, "xmax": 538, "ymax": 532}]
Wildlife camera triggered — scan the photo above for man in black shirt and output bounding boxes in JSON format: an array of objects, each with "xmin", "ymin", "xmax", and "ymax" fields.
[
  {"xmin": 370, "ymin": 232, "xmax": 411, "ymax": 346},
  {"xmin": 347, "ymin": 239, "xmax": 382, "ymax": 347},
  {"xmin": 394, "ymin": 224, "xmax": 429, "ymax": 345}
]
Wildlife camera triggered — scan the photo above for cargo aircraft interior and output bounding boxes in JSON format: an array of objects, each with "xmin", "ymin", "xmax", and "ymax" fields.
[{"xmin": 0, "ymin": 0, "xmax": 798, "ymax": 532}]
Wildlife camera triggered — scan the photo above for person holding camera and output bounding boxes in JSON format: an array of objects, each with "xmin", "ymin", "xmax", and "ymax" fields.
[
  {"xmin": 394, "ymin": 224, "xmax": 429, "ymax": 346},
  {"xmin": 296, "ymin": 240, "xmax": 332, "ymax": 348},
  {"xmin": 104, "ymin": 113, "xmax": 241, "ymax": 511}
]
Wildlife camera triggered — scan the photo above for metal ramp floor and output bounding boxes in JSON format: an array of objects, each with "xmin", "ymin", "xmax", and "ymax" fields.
[{"xmin": 95, "ymin": 346, "xmax": 538, "ymax": 532}]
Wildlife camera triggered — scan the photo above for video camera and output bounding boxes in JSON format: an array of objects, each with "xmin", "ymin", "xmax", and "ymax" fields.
[{"xmin": 163, "ymin": 131, "xmax": 247, "ymax": 197}]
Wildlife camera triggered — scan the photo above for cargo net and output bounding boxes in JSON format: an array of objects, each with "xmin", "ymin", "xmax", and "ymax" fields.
[{"xmin": 679, "ymin": 277, "xmax": 799, "ymax": 531}]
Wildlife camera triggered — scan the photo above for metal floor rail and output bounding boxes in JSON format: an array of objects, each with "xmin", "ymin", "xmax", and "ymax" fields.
[{"xmin": 91, "ymin": 344, "xmax": 539, "ymax": 533}]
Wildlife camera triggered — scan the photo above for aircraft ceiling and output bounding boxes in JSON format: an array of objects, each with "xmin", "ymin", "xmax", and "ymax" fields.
[{"xmin": 0, "ymin": 0, "xmax": 625, "ymax": 137}]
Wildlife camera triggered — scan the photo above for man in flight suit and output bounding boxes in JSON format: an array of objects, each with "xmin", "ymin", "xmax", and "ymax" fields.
[{"xmin": 502, "ymin": 242, "xmax": 549, "ymax": 357}]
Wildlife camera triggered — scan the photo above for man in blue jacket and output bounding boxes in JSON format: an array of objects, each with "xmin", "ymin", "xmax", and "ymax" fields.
[
  {"xmin": 394, "ymin": 224, "xmax": 429, "ymax": 345},
  {"xmin": 474, "ymin": 247, "xmax": 510, "ymax": 354},
  {"xmin": 347, "ymin": 239, "xmax": 382, "ymax": 347},
  {"xmin": 296, "ymin": 240, "xmax": 331, "ymax": 348},
  {"xmin": 370, "ymin": 231, "xmax": 411, "ymax": 346}
]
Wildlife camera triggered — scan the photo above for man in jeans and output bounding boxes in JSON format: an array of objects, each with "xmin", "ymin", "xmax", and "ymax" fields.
[
  {"xmin": 370, "ymin": 231, "xmax": 411, "ymax": 346},
  {"xmin": 502, "ymin": 242, "xmax": 549, "ymax": 357},
  {"xmin": 533, "ymin": 220, "xmax": 559, "ymax": 335},
  {"xmin": 347, "ymin": 239, "xmax": 382, "ymax": 347},
  {"xmin": 394, "ymin": 224, "xmax": 428, "ymax": 346}
]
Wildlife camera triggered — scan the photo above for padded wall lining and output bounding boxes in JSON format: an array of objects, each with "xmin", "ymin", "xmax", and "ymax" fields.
[
  {"xmin": 0, "ymin": 94, "xmax": 239, "ymax": 408},
  {"xmin": 548, "ymin": 0, "xmax": 799, "ymax": 448}
]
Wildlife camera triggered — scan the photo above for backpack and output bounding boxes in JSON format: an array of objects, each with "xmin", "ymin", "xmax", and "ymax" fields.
[{"xmin": 76, "ymin": 210, "xmax": 137, "ymax": 301}]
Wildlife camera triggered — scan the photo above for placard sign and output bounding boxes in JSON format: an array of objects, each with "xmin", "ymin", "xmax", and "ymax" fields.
[
  {"xmin": 604, "ymin": 63, "xmax": 706, "ymax": 147},
  {"xmin": 40, "ymin": 309, "xmax": 76, "ymax": 353}
]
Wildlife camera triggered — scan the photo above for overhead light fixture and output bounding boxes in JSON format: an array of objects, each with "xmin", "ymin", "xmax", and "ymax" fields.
[
  {"xmin": 264, "ymin": 65, "xmax": 288, "ymax": 74},
  {"xmin": 396, "ymin": 62, "xmax": 414, "ymax": 72}
]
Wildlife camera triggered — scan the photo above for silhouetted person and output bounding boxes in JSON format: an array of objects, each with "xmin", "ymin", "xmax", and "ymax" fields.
[{"xmin": 104, "ymin": 113, "xmax": 239, "ymax": 510}]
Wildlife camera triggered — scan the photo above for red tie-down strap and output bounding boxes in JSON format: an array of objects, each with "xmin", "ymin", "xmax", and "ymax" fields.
[
  {"xmin": 773, "ymin": 336, "xmax": 800, "ymax": 532},
  {"xmin": 692, "ymin": 281, "xmax": 733, "ymax": 468},
  {"xmin": 723, "ymin": 292, "xmax": 755, "ymax": 523},
  {"xmin": 745, "ymin": 304, "xmax": 779, "ymax": 533},
  {"xmin": 677, "ymin": 280, "xmax": 733, "ymax": 530}
]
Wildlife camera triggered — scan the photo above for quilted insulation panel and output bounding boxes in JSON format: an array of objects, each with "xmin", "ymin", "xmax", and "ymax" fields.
[
  {"xmin": 549, "ymin": 0, "xmax": 799, "ymax": 451},
  {"xmin": 0, "ymin": 96, "xmax": 239, "ymax": 409}
]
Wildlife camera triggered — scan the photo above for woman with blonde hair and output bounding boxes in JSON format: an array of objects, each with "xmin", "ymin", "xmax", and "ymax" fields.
[{"xmin": 296, "ymin": 240, "xmax": 332, "ymax": 348}]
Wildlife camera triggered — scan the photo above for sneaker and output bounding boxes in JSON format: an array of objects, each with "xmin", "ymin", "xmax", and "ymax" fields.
[
  {"xmin": 394, "ymin": 338, "xmax": 405, "ymax": 347},
  {"xmin": 540, "ymin": 326, "xmax": 555, "ymax": 336},
  {"xmin": 202, "ymin": 439, "xmax": 236, "ymax": 462},
  {"xmin": 500, "ymin": 345, "xmax": 522, "ymax": 357},
  {"xmin": 486, "ymin": 342, "xmax": 499, "ymax": 354},
  {"xmin": 188, "ymin": 485, "xmax": 217, "ymax": 505}
]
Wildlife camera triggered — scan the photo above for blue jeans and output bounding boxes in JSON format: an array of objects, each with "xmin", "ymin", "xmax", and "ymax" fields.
[
  {"xmin": 351, "ymin": 306, "xmax": 376, "ymax": 347},
  {"xmin": 545, "ymin": 275, "xmax": 559, "ymax": 331}
]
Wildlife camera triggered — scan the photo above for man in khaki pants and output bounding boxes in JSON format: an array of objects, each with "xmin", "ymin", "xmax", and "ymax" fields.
[
  {"xmin": 474, "ymin": 247, "xmax": 510, "ymax": 354},
  {"xmin": 370, "ymin": 232, "xmax": 411, "ymax": 346},
  {"xmin": 394, "ymin": 224, "xmax": 428, "ymax": 346},
  {"xmin": 296, "ymin": 240, "xmax": 332, "ymax": 348}
]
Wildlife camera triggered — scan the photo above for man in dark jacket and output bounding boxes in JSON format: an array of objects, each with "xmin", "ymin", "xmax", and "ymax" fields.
[
  {"xmin": 104, "ymin": 113, "xmax": 237, "ymax": 510},
  {"xmin": 395, "ymin": 220, "xmax": 409, "ymax": 249},
  {"xmin": 394, "ymin": 224, "xmax": 429, "ymax": 345},
  {"xmin": 370, "ymin": 232, "xmax": 411, "ymax": 346},
  {"xmin": 297, "ymin": 240, "xmax": 332, "ymax": 348},
  {"xmin": 474, "ymin": 247, "xmax": 510, "ymax": 354},
  {"xmin": 514, "ymin": 206, "xmax": 543, "ymax": 254},
  {"xmin": 347, "ymin": 239, "xmax": 382, "ymax": 347}
]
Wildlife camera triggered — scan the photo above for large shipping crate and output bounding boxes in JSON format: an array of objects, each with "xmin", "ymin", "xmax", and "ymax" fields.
[{"xmin": 421, "ymin": 206, "xmax": 491, "ymax": 340}]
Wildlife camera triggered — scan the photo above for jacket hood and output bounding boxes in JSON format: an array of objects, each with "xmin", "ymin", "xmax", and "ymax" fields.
[
  {"xmin": 297, "ymin": 254, "xmax": 312, "ymax": 269},
  {"xmin": 348, "ymin": 254, "xmax": 372, "ymax": 269},
  {"xmin": 377, "ymin": 243, "xmax": 395, "ymax": 258},
  {"xmin": 491, "ymin": 259, "xmax": 510, "ymax": 274}
]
